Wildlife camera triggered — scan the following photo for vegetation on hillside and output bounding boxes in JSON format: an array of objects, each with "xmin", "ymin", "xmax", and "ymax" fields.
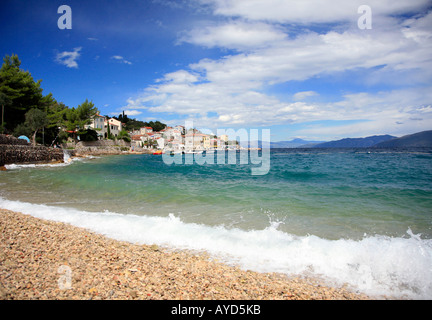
[
  {"xmin": 0, "ymin": 54, "xmax": 99, "ymax": 145},
  {"xmin": 0, "ymin": 54, "xmax": 166, "ymax": 146},
  {"xmin": 114, "ymin": 113, "xmax": 166, "ymax": 132}
]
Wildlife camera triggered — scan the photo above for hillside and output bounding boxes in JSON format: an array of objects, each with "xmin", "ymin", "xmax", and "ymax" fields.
[
  {"xmin": 374, "ymin": 130, "xmax": 432, "ymax": 148},
  {"xmin": 270, "ymin": 138, "xmax": 326, "ymax": 148},
  {"xmin": 243, "ymin": 130, "xmax": 432, "ymax": 149},
  {"xmin": 313, "ymin": 135, "xmax": 396, "ymax": 148}
]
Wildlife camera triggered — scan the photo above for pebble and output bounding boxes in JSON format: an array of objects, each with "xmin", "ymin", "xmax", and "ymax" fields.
[{"xmin": 0, "ymin": 208, "xmax": 373, "ymax": 300}]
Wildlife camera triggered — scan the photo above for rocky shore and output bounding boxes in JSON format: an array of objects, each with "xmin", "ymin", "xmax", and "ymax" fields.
[
  {"xmin": 0, "ymin": 134, "xmax": 64, "ymax": 167},
  {"xmin": 0, "ymin": 208, "xmax": 372, "ymax": 300},
  {"xmin": 0, "ymin": 134, "xmax": 152, "ymax": 169},
  {"xmin": 67, "ymin": 140, "xmax": 153, "ymax": 157}
]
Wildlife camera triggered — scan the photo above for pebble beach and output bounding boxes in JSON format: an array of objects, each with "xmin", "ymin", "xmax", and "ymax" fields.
[{"xmin": 0, "ymin": 208, "xmax": 371, "ymax": 300}]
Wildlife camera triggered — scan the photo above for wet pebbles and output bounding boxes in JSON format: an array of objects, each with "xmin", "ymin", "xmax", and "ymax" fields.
[{"xmin": 0, "ymin": 209, "xmax": 370, "ymax": 300}]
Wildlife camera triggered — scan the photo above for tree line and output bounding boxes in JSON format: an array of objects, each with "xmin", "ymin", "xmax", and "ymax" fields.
[
  {"xmin": 0, "ymin": 54, "xmax": 99, "ymax": 146},
  {"xmin": 115, "ymin": 112, "xmax": 166, "ymax": 132},
  {"xmin": 0, "ymin": 54, "xmax": 168, "ymax": 146}
]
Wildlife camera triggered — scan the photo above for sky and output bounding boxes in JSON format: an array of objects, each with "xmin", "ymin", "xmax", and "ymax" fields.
[{"xmin": 1, "ymin": 0, "xmax": 432, "ymax": 142}]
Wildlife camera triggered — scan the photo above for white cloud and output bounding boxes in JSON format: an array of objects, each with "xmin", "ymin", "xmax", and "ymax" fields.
[
  {"xmin": 179, "ymin": 21, "xmax": 287, "ymax": 50},
  {"xmin": 158, "ymin": 70, "xmax": 200, "ymax": 84},
  {"xmin": 55, "ymin": 47, "xmax": 82, "ymax": 68},
  {"xmin": 124, "ymin": 3, "xmax": 432, "ymax": 138},
  {"xmin": 123, "ymin": 110, "xmax": 143, "ymax": 116},
  {"xmin": 202, "ymin": 0, "xmax": 430, "ymax": 24},
  {"xmin": 296, "ymin": 87, "xmax": 432, "ymax": 139},
  {"xmin": 187, "ymin": 19, "xmax": 432, "ymax": 86},
  {"xmin": 293, "ymin": 91, "xmax": 319, "ymax": 101},
  {"xmin": 111, "ymin": 55, "xmax": 132, "ymax": 65}
]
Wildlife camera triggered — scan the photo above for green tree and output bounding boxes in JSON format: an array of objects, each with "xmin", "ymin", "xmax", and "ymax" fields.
[
  {"xmin": 0, "ymin": 91, "xmax": 8, "ymax": 133},
  {"xmin": 0, "ymin": 54, "xmax": 104, "ymax": 145},
  {"xmin": 106, "ymin": 122, "xmax": 114, "ymax": 140},
  {"xmin": 12, "ymin": 122, "xmax": 32, "ymax": 138},
  {"xmin": 117, "ymin": 129, "xmax": 131, "ymax": 142},
  {"xmin": 24, "ymin": 108, "xmax": 49, "ymax": 146},
  {"xmin": 79, "ymin": 129, "xmax": 98, "ymax": 142},
  {"xmin": 63, "ymin": 99, "xmax": 98, "ymax": 140},
  {"xmin": 113, "ymin": 113, "xmax": 167, "ymax": 132},
  {"xmin": 75, "ymin": 99, "xmax": 98, "ymax": 129},
  {"xmin": 46, "ymin": 101, "xmax": 69, "ymax": 144},
  {"xmin": 0, "ymin": 54, "xmax": 46, "ymax": 133},
  {"xmin": 147, "ymin": 120, "xmax": 166, "ymax": 132}
]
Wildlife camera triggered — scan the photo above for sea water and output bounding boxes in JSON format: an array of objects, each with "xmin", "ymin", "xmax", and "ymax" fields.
[{"xmin": 1, "ymin": 149, "xmax": 431, "ymax": 299}]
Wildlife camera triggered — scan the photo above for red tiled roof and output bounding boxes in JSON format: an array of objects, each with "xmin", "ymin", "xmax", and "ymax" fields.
[{"xmin": 131, "ymin": 135, "xmax": 145, "ymax": 140}]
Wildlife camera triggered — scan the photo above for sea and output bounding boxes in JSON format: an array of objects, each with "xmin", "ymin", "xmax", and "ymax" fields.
[{"xmin": 1, "ymin": 148, "xmax": 431, "ymax": 299}]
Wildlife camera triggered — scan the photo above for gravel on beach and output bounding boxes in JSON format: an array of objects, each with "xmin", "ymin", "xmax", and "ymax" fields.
[{"xmin": 0, "ymin": 208, "xmax": 371, "ymax": 300}]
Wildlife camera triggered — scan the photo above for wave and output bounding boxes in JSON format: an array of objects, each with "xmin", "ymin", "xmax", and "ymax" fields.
[
  {"xmin": 0, "ymin": 197, "xmax": 431, "ymax": 299},
  {"xmin": 4, "ymin": 163, "xmax": 70, "ymax": 169},
  {"xmin": 4, "ymin": 155, "xmax": 97, "ymax": 170}
]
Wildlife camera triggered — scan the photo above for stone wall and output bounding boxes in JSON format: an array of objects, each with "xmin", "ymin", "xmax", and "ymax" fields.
[
  {"xmin": 77, "ymin": 140, "xmax": 131, "ymax": 147},
  {"xmin": 0, "ymin": 134, "xmax": 64, "ymax": 166},
  {"xmin": 71, "ymin": 139, "xmax": 133, "ymax": 156},
  {"xmin": 0, "ymin": 134, "xmax": 29, "ymax": 146}
]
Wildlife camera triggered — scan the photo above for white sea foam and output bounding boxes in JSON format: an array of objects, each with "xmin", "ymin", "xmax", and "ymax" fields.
[
  {"xmin": 1, "ymin": 197, "xmax": 431, "ymax": 299},
  {"xmin": 4, "ymin": 163, "xmax": 69, "ymax": 170},
  {"xmin": 4, "ymin": 154, "xmax": 94, "ymax": 170}
]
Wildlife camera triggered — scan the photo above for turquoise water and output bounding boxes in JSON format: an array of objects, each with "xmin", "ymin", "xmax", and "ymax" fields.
[{"xmin": 1, "ymin": 149, "xmax": 432, "ymax": 298}]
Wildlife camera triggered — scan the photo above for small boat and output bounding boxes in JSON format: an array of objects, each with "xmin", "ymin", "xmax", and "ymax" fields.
[{"xmin": 152, "ymin": 150, "xmax": 163, "ymax": 155}]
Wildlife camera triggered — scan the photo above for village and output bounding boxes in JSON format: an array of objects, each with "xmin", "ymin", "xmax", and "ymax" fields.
[{"xmin": 87, "ymin": 114, "xmax": 240, "ymax": 154}]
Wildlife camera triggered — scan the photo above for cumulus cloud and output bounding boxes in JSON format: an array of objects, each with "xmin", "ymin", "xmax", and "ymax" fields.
[
  {"xmin": 124, "ymin": 2, "xmax": 432, "ymax": 138},
  {"xmin": 178, "ymin": 21, "xmax": 287, "ymax": 50},
  {"xmin": 157, "ymin": 70, "xmax": 200, "ymax": 84},
  {"xmin": 202, "ymin": 0, "xmax": 430, "ymax": 24},
  {"xmin": 55, "ymin": 47, "xmax": 82, "ymax": 68}
]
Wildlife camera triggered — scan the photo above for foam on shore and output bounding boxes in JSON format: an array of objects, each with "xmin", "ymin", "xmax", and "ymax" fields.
[
  {"xmin": 1, "ymin": 197, "xmax": 431, "ymax": 299},
  {"xmin": 3, "ymin": 154, "xmax": 95, "ymax": 170}
]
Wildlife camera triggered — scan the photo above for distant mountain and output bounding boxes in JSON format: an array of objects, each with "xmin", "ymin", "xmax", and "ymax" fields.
[
  {"xmin": 313, "ymin": 135, "xmax": 396, "ymax": 148},
  {"xmin": 239, "ymin": 130, "xmax": 432, "ymax": 149},
  {"xmin": 239, "ymin": 138, "xmax": 325, "ymax": 148},
  {"xmin": 239, "ymin": 140, "xmax": 264, "ymax": 148},
  {"xmin": 270, "ymin": 138, "xmax": 326, "ymax": 148},
  {"xmin": 374, "ymin": 130, "xmax": 432, "ymax": 148}
]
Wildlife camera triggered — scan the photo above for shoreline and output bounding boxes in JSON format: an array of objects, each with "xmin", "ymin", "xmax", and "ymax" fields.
[{"xmin": 0, "ymin": 208, "xmax": 373, "ymax": 300}]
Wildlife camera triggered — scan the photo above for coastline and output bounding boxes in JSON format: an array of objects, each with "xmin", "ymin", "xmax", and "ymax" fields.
[{"xmin": 0, "ymin": 208, "xmax": 372, "ymax": 300}]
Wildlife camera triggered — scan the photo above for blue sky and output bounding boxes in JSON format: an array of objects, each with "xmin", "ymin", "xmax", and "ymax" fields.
[{"xmin": 1, "ymin": 0, "xmax": 431, "ymax": 141}]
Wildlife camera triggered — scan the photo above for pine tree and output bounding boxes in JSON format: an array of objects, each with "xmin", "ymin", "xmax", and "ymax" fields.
[{"xmin": 0, "ymin": 54, "xmax": 46, "ymax": 133}]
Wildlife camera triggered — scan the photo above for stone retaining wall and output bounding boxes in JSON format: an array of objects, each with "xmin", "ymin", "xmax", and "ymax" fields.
[
  {"xmin": 0, "ymin": 134, "xmax": 29, "ymax": 146},
  {"xmin": 78, "ymin": 140, "xmax": 131, "ymax": 147},
  {"xmin": 71, "ymin": 139, "xmax": 133, "ymax": 156},
  {"xmin": 0, "ymin": 134, "xmax": 64, "ymax": 166}
]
